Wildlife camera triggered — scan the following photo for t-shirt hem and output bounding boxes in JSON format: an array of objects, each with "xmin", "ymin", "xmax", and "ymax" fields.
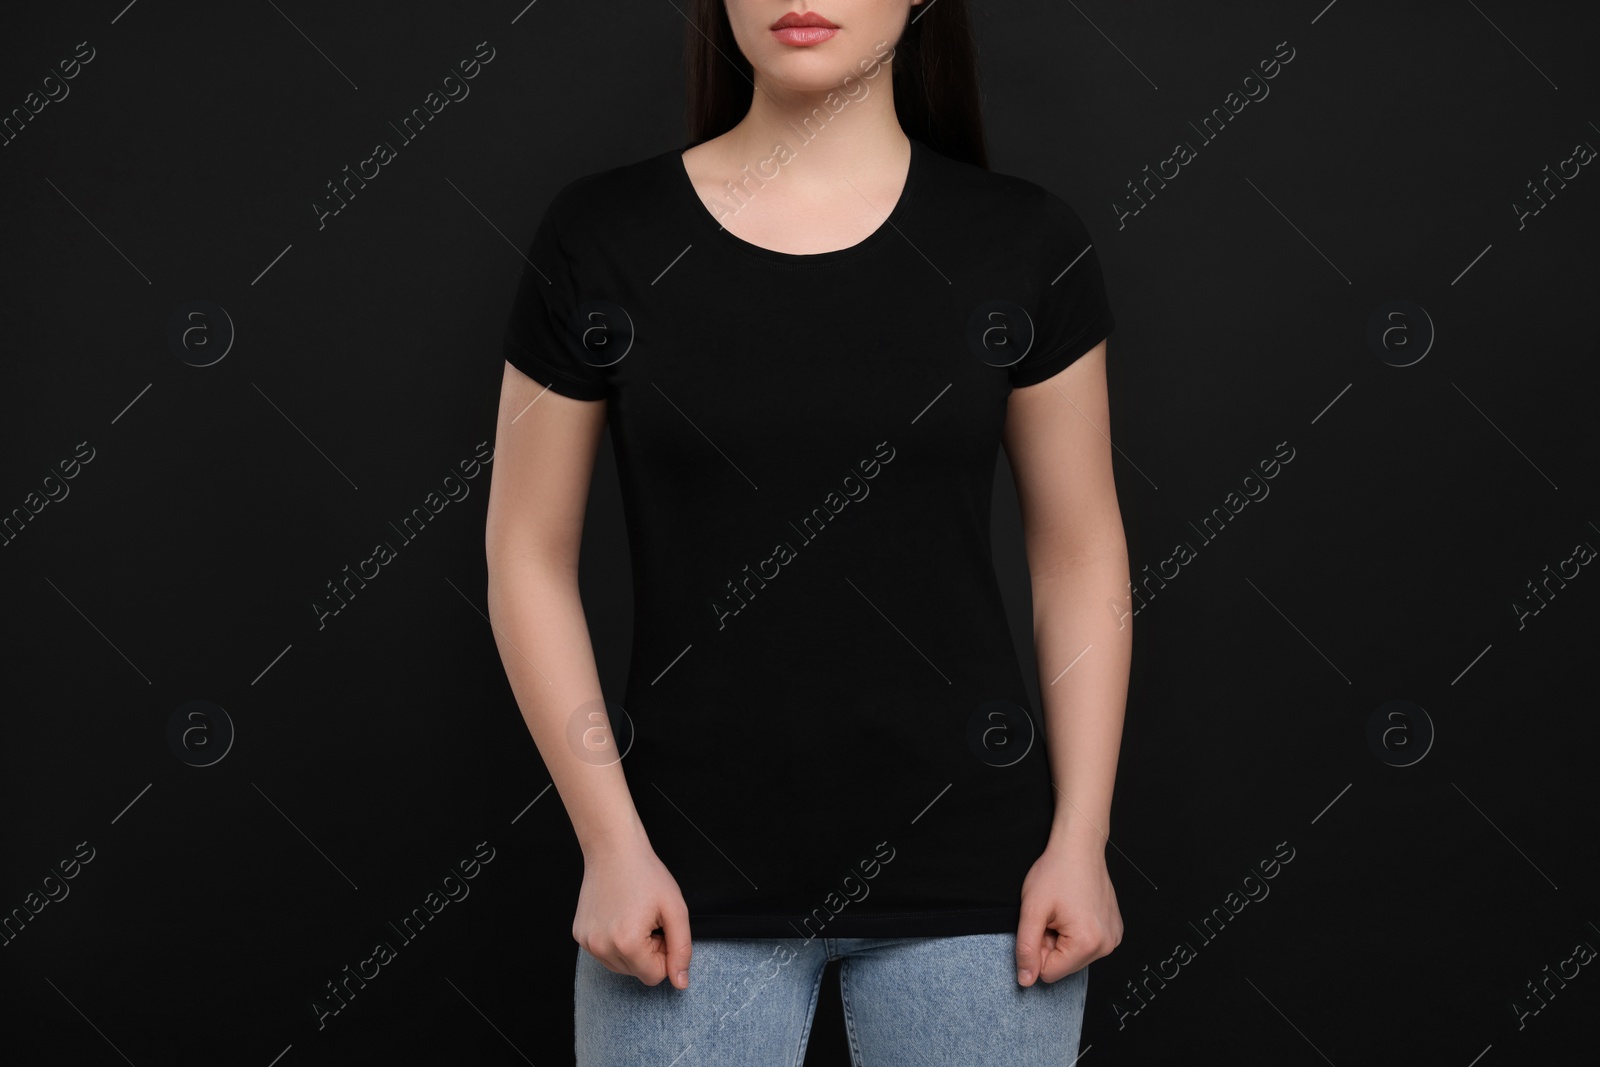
[
  {"xmin": 687, "ymin": 905, "xmax": 1022, "ymax": 940},
  {"xmin": 502, "ymin": 332, "xmax": 608, "ymax": 400},
  {"xmin": 1009, "ymin": 311, "xmax": 1116, "ymax": 389}
]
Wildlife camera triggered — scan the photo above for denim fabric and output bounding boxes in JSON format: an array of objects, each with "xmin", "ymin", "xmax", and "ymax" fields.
[{"xmin": 575, "ymin": 932, "xmax": 1087, "ymax": 1066}]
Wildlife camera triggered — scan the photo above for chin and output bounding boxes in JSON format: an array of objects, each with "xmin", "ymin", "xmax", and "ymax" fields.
[{"xmin": 759, "ymin": 55, "xmax": 856, "ymax": 89}]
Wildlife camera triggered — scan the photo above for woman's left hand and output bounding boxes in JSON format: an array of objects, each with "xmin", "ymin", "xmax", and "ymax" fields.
[{"xmin": 1015, "ymin": 839, "xmax": 1123, "ymax": 986}]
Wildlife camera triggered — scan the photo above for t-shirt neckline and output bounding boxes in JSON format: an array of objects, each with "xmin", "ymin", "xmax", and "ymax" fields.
[{"xmin": 667, "ymin": 135, "xmax": 922, "ymax": 267}]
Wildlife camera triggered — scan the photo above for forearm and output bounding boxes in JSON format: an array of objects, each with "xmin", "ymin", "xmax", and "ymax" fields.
[
  {"xmin": 1030, "ymin": 548, "xmax": 1132, "ymax": 855},
  {"xmin": 486, "ymin": 553, "xmax": 648, "ymax": 860}
]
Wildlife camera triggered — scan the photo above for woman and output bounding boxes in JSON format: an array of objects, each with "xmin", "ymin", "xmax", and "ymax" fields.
[{"xmin": 484, "ymin": 2, "xmax": 1130, "ymax": 1062}]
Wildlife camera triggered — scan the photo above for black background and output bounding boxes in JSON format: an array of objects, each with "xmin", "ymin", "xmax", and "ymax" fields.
[{"xmin": 3, "ymin": 2, "xmax": 1597, "ymax": 1064}]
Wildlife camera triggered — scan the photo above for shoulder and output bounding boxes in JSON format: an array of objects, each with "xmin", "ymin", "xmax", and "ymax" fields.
[
  {"xmin": 541, "ymin": 146, "xmax": 677, "ymax": 239},
  {"xmin": 916, "ymin": 141, "xmax": 1089, "ymax": 238},
  {"xmin": 990, "ymin": 167, "xmax": 1092, "ymax": 240}
]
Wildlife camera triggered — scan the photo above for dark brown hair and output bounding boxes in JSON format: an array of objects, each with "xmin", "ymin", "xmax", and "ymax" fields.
[{"xmin": 684, "ymin": 0, "xmax": 988, "ymax": 169}]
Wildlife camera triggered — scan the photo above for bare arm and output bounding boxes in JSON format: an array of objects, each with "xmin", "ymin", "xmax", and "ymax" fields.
[
  {"xmin": 484, "ymin": 361, "xmax": 642, "ymax": 854},
  {"xmin": 484, "ymin": 360, "xmax": 692, "ymax": 988},
  {"xmin": 1001, "ymin": 339, "xmax": 1129, "ymax": 983}
]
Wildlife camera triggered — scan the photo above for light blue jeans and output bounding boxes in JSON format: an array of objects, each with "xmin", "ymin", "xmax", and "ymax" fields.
[{"xmin": 575, "ymin": 933, "xmax": 1087, "ymax": 1066}]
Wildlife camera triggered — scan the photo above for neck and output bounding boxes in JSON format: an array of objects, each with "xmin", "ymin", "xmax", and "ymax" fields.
[{"xmin": 716, "ymin": 65, "xmax": 909, "ymax": 187}]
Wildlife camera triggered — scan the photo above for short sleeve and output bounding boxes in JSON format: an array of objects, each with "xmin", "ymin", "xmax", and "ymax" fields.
[
  {"xmin": 501, "ymin": 187, "xmax": 611, "ymax": 400},
  {"xmin": 1008, "ymin": 190, "xmax": 1115, "ymax": 388}
]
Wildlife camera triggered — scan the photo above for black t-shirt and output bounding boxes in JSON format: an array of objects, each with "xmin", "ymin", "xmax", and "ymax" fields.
[{"xmin": 501, "ymin": 135, "xmax": 1115, "ymax": 938}]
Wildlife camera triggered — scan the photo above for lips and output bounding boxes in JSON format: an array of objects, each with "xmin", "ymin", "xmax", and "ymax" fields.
[
  {"xmin": 771, "ymin": 11, "xmax": 837, "ymax": 30},
  {"xmin": 771, "ymin": 11, "xmax": 838, "ymax": 46}
]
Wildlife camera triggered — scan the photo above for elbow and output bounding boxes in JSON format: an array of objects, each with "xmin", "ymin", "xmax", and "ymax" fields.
[
  {"xmin": 1028, "ymin": 540, "xmax": 1130, "ymax": 586},
  {"xmin": 485, "ymin": 532, "xmax": 579, "ymax": 588}
]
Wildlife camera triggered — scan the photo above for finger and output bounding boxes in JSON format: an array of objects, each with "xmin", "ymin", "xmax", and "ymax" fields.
[
  {"xmin": 659, "ymin": 900, "xmax": 693, "ymax": 989},
  {"xmin": 1015, "ymin": 907, "xmax": 1048, "ymax": 986},
  {"xmin": 625, "ymin": 925, "xmax": 668, "ymax": 986},
  {"xmin": 584, "ymin": 940, "xmax": 633, "ymax": 979},
  {"xmin": 592, "ymin": 920, "xmax": 658, "ymax": 986},
  {"xmin": 1036, "ymin": 927, "xmax": 1075, "ymax": 985},
  {"xmin": 1038, "ymin": 926, "xmax": 1087, "ymax": 983}
]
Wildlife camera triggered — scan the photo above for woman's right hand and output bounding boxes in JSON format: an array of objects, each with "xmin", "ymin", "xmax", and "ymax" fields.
[{"xmin": 573, "ymin": 832, "xmax": 693, "ymax": 989}]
